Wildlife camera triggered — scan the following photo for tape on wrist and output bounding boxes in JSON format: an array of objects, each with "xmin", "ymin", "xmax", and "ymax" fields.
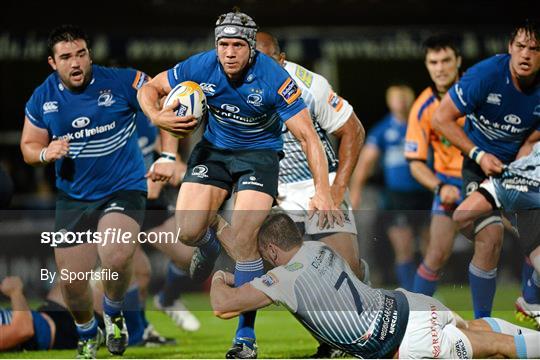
[
  {"xmin": 468, "ymin": 146, "xmax": 486, "ymax": 165},
  {"xmin": 160, "ymin": 152, "xmax": 177, "ymax": 161},
  {"xmin": 39, "ymin": 147, "xmax": 49, "ymax": 163}
]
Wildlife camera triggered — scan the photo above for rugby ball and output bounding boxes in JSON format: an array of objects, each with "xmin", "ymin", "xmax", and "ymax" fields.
[{"xmin": 163, "ymin": 81, "xmax": 207, "ymax": 138}]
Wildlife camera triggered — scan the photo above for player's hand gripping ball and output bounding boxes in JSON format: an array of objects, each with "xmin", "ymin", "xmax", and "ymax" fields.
[{"xmin": 163, "ymin": 81, "xmax": 207, "ymax": 138}]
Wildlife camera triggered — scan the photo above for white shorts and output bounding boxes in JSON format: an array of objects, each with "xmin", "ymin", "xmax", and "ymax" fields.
[
  {"xmin": 479, "ymin": 179, "xmax": 502, "ymax": 208},
  {"xmin": 276, "ymin": 172, "xmax": 357, "ymax": 235},
  {"xmin": 398, "ymin": 290, "xmax": 473, "ymax": 359}
]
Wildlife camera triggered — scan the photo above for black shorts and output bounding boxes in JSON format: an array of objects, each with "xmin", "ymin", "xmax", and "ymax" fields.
[
  {"xmin": 462, "ymin": 156, "xmax": 488, "ymax": 196},
  {"xmin": 183, "ymin": 138, "xmax": 281, "ymax": 198},
  {"xmin": 55, "ymin": 190, "xmax": 146, "ymax": 247},
  {"xmin": 382, "ymin": 190, "xmax": 432, "ymax": 228},
  {"xmin": 37, "ymin": 300, "xmax": 104, "ymax": 350}
]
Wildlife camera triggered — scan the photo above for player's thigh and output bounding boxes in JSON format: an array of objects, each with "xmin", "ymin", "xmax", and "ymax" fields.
[
  {"xmin": 97, "ymin": 211, "xmax": 140, "ymax": 268},
  {"xmin": 176, "ymin": 182, "xmax": 228, "ymax": 242},
  {"xmin": 321, "ymin": 232, "xmax": 359, "ymax": 264},
  {"xmin": 54, "ymin": 242, "xmax": 98, "ymax": 274},
  {"xmin": 453, "ymin": 191, "xmax": 494, "ymax": 224}
]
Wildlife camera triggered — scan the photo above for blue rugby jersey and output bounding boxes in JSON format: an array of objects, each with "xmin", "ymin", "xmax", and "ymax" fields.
[
  {"xmin": 25, "ymin": 65, "xmax": 147, "ymax": 200},
  {"xmin": 366, "ymin": 115, "xmax": 425, "ymax": 192},
  {"xmin": 167, "ymin": 50, "xmax": 306, "ymax": 151},
  {"xmin": 448, "ymin": 54, "xmax": 540, "ymax": 163}
]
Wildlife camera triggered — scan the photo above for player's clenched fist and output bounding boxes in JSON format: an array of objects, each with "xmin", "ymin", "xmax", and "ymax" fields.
[
  {"xmin": 479, "ymin": 152, "xmax": 503, "ymax": 176},
  {"xmin": 0, "ymin": 276, "xmax": 24, "ymax": 296},
  {"xmin": 43, "ymin": 138, "xmax": 70, "ymax": 162}
]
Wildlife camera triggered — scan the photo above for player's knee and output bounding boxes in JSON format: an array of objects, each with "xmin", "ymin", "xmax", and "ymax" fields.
[
  {"xmin": 177, "ymin": 226, "xmax": 207, "ymax": 246},
  {"xmin": 426, "ymin": 248, "xmax": 450, "ymax": 268},
  {"xmin": 102, "ymin": 251, "xmax": 134, "ymax": 272}
]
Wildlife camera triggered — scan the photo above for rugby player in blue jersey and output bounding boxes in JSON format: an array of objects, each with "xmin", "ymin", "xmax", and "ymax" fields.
[
  {"xmin": 433, "ymin": 19, "xmax": 540, "ymax": 319},
  {"xmin": 138, "ymin": 10, "xmax": 341, "ymax": 358},
  {"xmin": 211, "ymin": 213, "xmax": 540, "ymax": 359},
  {"xmin": 20, "ymin": 25, "xmax": 177, "ymax": 358}
]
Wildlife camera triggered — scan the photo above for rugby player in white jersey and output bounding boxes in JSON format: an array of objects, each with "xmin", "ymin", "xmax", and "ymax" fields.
[
  {"xmin": 255, "ymin": 32, "xmax": 366, "ymax": 277},
  {"xmin": 211, "ymin": 213, "xmax": 540, "ymax": 359}
]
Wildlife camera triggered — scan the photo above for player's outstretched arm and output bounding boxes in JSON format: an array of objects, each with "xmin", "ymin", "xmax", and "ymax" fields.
[
  {"xmin": 210, "ymin": 271, "xmax": 272, "ymax": 320},
  {"xmin": 331, "ymin": 111, "xmax": 365, "ymax": 206},
  {"xmin": 286, "ymin": 108, "xmax": 344, "ymax": 228},
  {"xmin": 0, "ymin": 277, "xmax": 34, "ymax": 351},
  {"xmin": 21, "ymin": 117, "xmax": 68, "ymax": 166}
]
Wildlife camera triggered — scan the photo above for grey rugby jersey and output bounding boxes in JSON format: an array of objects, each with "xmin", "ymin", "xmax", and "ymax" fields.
[
  {"xmin": 251, "ymin": 242, "xmax": 409, "ymax": 358},
  {"xmin": 280, "ymin": 62, "xmax": 353, "ymax": 184}
]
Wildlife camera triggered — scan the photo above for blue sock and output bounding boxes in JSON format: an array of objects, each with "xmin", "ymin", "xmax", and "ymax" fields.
[
  {"xmin": 123, "ymin": 285, "xmax": 144, "ymax": 345},
  {"xmin": 159, "ymin": 261, "xmax": 188, "ymax": 307},
  {"xmin": 395, "ymin": 260, "xmax": 415, "ymax": 291},
  {"xmin": 103, "ymin": 294, "xmax": 123, "ymax": 318},
  {"xmin": 521, "ymin": 257, "xmax": 534, "ymax": 294},
  {"xmin": 196, "ymin": 228, "xmax": 221, "ymax": 259},
  {"xmin": 523, "ymin": 271, "xmax": 540, "ymax": 304},
  {"xmin": 413, "ymin": 262, "xmax": 439, "ymax": 296},
  {"xmin": 234, "ymin": 259, "xmax": 265, "ymax": 342},
  {"xmin": 469, "ymin": 263, "xmax": 497, "ymax": 319},
  {"xmin": 76, "ymin": 317, "xmax": 98, "ymax": 340},
  {"xmin": 140, "ymin": 309, "xmax": 149, "ymax": 329}
]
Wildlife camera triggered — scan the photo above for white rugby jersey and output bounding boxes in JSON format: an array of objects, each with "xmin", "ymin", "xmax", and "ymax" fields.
[
  {"xmin": 280, "ymin": 62, "xmax": 353, "ymax": 184},
  {"xmin": 251, "ymin": 242, "xmax": 409, "ymax": 358}
]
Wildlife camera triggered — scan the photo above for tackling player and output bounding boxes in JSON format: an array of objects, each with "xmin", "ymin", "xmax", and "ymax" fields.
[
  {"xmin": 404, "ymin": 34, "xmax": 465, "ymax": 296},
  {"xmin": 20, "ymin": 25, "xmax": 176, "ymax": 358},
  {"xmin": 138, "ymin": 10, "xmax": 341, "ymax": 358},
  {"xmin": 211, "ymin": 213, "xmax": 540, "ymax": 359},
  {"xmin": 433, "ymin": 19, "xmax": 540, "ymax": 318},
  {"xmin": 256, "ymin": 30, "xmax": 368, "ymax": 358}
]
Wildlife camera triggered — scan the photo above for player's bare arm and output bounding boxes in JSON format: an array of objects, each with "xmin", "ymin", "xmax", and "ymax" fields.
[
  {"xmin": 410, "ymin": 160, "xmax": 460, "ymax": 204},
  {"xmin": 330, "ymin": 112, "xmax": 365, "ymax": 206},
  {"xmin": 349, "ymin": 144, "xmax": 379, "ymax": 209},
  {"xmin": 285, "ymin": 108, "xmax": 344, "ymax": 228},
  {"xmin": 515, "ymin": 130, "xmax": 540, "ymax": 159},
  {"xmin": 137, "ymin": 71, "xmax": 197, "ymax": 134},
  {"xmin": 210, "ymin": 271, "xmax": 273, "ymax": 320},
  {"xmin": 0, "ymin": 277, "xmax": 34, "ymax": 350},
  {"xmin": 433, "ymin": 94, "xmax": 503, "ymax": 176},
  {"xmin": 21, "ymin": 117, "xmax": 69, "ymax": 166}
]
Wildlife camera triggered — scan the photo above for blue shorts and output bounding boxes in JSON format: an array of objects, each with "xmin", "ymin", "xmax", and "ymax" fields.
[{"xmin": 431, "ymin": 173, "xmax": 463, "ymax": 216}]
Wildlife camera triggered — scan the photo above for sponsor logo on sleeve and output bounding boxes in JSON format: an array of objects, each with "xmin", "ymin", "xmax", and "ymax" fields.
[
  {"xmin": 327, "ymin": 91, "xmax": 343, "ymax": 111},
  {"xmin": 261, "ymin": 272, "xmax": 278, "ymax": 287},
  {"xmin": 294, "ymin": 65, "xmax": 313, "ymax": 88},
  {"xmin": 132, "ymin": 71, "xmax": 148, "ymax": 90},
  {"xmin": 455, "ymin": 84, "xmax": 467, "ymax": 107},
  {"xmin": 278, "ymin": 78, "xmax": 302, "ymax": 105},
  {"xmin": 404, "ymin": 141, "xmax": 418, "ymax": 153},
  {"xmin": 534, "ymin": 105, "xmax": 540, "ymax": 116}
]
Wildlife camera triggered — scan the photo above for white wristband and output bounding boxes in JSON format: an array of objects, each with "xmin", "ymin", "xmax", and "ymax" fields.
[
  {"xmin": 468, "ymin": 146, "xmax": 486, "ymax": 165},
  {"xmin": 39, "ymin": 147, "xmax": 49, "ymax": 163}
]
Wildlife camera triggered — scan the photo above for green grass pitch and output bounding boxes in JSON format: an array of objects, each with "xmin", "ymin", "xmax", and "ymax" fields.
[{"xmin": 1, "ymin": 284, "xmax": 537, "ymax": 358}]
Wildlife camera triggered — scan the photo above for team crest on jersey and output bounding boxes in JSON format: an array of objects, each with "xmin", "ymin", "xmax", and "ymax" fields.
[
  {"xmin": 43, "ymin": 101, "xmax": 59, "ymax": 114},
  {"xmin": 97, "ymin": 91, "xmax": 116, "ymax": 107},
  {"xmin": 191, "ymin": 165, "xmax": 209, "ymax": 178},
  {"xmin": 285, "ymin": 262, "xmax": 303, "ymax": 272},
  {"xmin": 261, "ymin": 273, "xmax": 278, "ymax": 287},
  {"xmin": 278, "ymin": 78, "xmax": 301, "ymax": 104},
  {"xmin": 247, "ymin": 92, "xmax": 263, "ymax": 106}
]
